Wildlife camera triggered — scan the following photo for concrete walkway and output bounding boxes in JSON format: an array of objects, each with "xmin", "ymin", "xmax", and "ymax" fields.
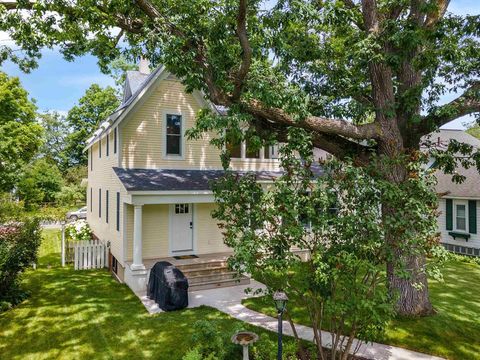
[{"xmin": 137, "ymin": 281, "xmax": 444, "ymax": 360}]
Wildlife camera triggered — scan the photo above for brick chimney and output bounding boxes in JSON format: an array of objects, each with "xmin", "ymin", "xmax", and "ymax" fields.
[{"xmin": 139, "ymin": 57, "xmax": 151, "ymax": 75}]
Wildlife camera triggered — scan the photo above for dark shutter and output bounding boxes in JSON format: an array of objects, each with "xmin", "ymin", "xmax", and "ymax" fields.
[
  {"xmin": 99, "ymin": 188, "xmax": 102, "ymax": 218},
  {"xmin": 116, "ymin": 192, "xmax": 120, "ymax": 231},
  {"xmin": 106, "ymin": 190, "xmax": 109, "ymax": 223},
  {"xmin": 106, "ymin": 134, "xmax": 109, "ymax": 156},
  {"xmin": 469, "ymin": 200, "xmax": 477, "ymax": 234},
  {"xmin": 114, "ymin": 128, "xmax": 117, "ymax": 154},
  {"xmin": 446, "ymin": 199, "xmax": 453, "ymax": 231}
]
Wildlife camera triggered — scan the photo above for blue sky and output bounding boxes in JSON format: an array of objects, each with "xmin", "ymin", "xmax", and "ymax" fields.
[{"xmin": 1, "ymin": 0, "xmax": 479, "ymax": 128}]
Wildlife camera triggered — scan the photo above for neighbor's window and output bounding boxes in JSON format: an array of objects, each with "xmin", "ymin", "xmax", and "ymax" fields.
[
  {"xmin": 166, "ymin": 114, "xmax": 182, "ymax": 156},
  {"xmin": 455, "ymin": 201, "xmax": 467, "ymax": 231}
]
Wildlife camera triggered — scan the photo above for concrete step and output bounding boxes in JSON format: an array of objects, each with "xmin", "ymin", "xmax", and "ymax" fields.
[
  {"xmin": 187, "ymin": 271, "xmax": 239, "ymax": 285},
  {"xmin": 176, "ymin": 260, "xmax": 228, "ymax": 272},
  {"xmin": 189, "ymin": 276, "xmax": 250, "ymax": 292},
  {"xmin": 179, "ymin": 265, "xmax": 230, "ymax": 277}
]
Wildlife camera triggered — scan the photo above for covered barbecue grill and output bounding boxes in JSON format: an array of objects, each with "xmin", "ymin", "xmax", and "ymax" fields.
[{"xmin": 147, "ymin": 261, "xmax": 189, "ymax": 311}]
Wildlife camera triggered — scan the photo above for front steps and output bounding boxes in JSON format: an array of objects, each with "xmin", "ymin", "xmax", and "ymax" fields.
[{"xmin": 176, "ymin": 260, "xmax": 250, "ymax": 291}]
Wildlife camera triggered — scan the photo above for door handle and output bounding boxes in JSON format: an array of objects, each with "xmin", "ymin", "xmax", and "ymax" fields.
[{"xmin": 190, "ymin": 221, "xmax": 193, "ymax": 229}]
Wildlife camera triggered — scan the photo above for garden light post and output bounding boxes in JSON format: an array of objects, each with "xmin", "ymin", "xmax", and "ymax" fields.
[{"xmin": 273, "ymin": 291, "xmax": 288, "ymax": 360}]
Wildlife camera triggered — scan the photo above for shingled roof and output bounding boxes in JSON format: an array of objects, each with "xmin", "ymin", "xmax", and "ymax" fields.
[{"xmin": 113, "ymin": 165, "xmax": 324, "ymax": 192}]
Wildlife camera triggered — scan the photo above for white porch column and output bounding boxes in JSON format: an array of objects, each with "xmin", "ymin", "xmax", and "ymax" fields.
[{"xmin": 131, "ymin": 204, "xmax": 145, "ymax": 270}]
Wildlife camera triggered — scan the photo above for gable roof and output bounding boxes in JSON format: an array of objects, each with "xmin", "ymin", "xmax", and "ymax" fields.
[
  {"xmin": 84, "ymin": 66, "xmax": 221, "ymax": 151},
  {"xmin": 425, "ymin": 130, "xmax": 480, "ymax": 198},
  {"xmin": 85, "ymin": 66, "xmax": 167, "ymax": 150}
]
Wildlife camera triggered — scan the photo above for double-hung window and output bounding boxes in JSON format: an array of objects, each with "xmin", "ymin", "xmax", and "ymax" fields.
[
  {"xmin": 454, "ymin": 200, "xmax": 468, "ymax": 232},
  {"xmin": 165, "ymin": 114, "xmax": 182, "ymax": 156}
]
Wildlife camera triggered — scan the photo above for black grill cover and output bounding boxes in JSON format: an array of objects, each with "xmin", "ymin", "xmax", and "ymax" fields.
[{"xmin": 147, "ymin": 261, "xmax": 189, "ymax": 311}]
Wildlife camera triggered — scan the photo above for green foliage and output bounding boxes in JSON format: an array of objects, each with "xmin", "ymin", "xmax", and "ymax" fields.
[
  {"xmin": 466, "ymin": 123, "xmax": 480, "ymax": 140},
  {"xmin": 64, "ymin": 84, "xmax": 119, "ymax": 167},
  {"xmin": 212, "ymin": 129, "xmax": 440, "ymax": 357},
  {"xmin": 65, "ymin": 220, "xmax": 92, "ymax": 242},
  {"xmin": 17, "ymin": 158, "xmax": 64, "ymax": 209},
  {"xmin": 187, "ymin": 320, "xmax": 242, "ymax": 360},
  {"xmin": 37, "ymin": 111, "xmax": 69, "ymax": 171},
  {"xmin": 0, "ymin": 193, "xmax": 25, "ymax": 223},
  {"xmin": 250, "ymin": 338, "xmax": 298, "ymax": 360},
  {"xmin": 0, "ymin": 71, "xmax": 43, "ymax": 192},
  {"xmin": 0, "ymin": 218, "xmax": 42, "ymax": 312}
]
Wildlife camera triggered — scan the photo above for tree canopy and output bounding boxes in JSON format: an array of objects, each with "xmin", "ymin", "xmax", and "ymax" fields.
[
  {"xmin": 0, "ymin": 71, "xmax": 43, "ymax": 192},
  {"xmin": 64, "ymin": 84, "xmax": 119, "ymax": 167}
]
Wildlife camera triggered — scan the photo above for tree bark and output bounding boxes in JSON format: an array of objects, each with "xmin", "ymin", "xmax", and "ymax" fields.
[{"xmin": 382, "ymin": 162, "xmax": 434, "ymax": 317}]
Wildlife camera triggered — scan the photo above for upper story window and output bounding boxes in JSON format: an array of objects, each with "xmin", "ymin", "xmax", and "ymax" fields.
[
  {"xmin": 165, "ymin": 114, "xmax": 182, "ymax": 156},
  {"xmin": 227, "ymin": 138, "xmax": 279, "ymax": 160},
  {"xmin": 454, "ymin": 200, "xmax": 468, "ymax": 232}
]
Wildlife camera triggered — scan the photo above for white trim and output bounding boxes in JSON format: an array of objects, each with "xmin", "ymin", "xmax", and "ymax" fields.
[
  {"xmin": 129, "ymin": 193, "xmax": 215, "ymax": 205},
  {"xmin": 121, "ymin": 201, "xmax": 128, "ymax": 265},
  {"xmin": 130, "ymin": 190, "xmax": 213, "ymax": 196},
  {"xmin": 443, "ymin": 196, "xmax": 480, "ymax": 201},
  {"xmin": 453, "ymin": 199, "xmax": 468, "ymax": 233},
  {"xmin": 168, "ymin": 203, "xmax": 195, "ymax": 256},
  {"xmin": 162, "ymin": 109, "xmax": 185, "ymax": 160}
]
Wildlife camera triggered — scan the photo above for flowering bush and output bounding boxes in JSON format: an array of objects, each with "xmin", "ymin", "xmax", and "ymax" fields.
[
  {"xmin": 65, "ymin": 220, "xmax": 92, "ymax": 242},
  {"xmin": 0, "ymin": 218, "xmax": 41, "ymax": 312}
]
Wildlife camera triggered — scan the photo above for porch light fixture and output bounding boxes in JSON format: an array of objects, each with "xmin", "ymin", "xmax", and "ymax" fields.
[{"xmin": 273, "ymin": 291, "xmax": 288, "ymax": 360}]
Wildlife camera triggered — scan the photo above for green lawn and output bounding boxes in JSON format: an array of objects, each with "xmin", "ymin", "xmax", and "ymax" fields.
[
  {"xmin": 0, "ymin": 230, "xmax": 289, "ymax": 360},
  {"xmin": 243, "ymin": 260, "xmax": 480, "ymax": 360}
]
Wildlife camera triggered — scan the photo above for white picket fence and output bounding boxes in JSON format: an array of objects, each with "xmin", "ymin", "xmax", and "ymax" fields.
[{"xmin": 72, "ymin": 240, "xmax": 108, "ymax": 270}]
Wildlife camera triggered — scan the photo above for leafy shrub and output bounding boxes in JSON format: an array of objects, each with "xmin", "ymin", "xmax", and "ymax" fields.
[
  {"xmin": 65, "ymin": 220, "xmax": 92, "ymax": 242},
  {"xmin": 56, "ymin": 184, "xmax": 86, "ymax": 207},
  {"xmin": 0, "ymin": 193, "xmax": 25, "ymax": 222},
  {"xmin": 184, "ymin": 320, "xmax": 243, "ymax": 360},
  {"xmin": 0, "ymin": 218, "xmax": 41, "ymax": 312},
  {"xmin": 251, "ymin": 337, "xmax": 298, "ymax": 360}
]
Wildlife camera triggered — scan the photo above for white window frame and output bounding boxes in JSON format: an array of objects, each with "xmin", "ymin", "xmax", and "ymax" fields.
[
  {"xmin": 453, "ymin": 199, "xmax": 468, "ymax": 232},
  {"xmin": 163, "ymin": 110, "xmax": 185, "ymax": 160},
  {"xmin": 230, "ymin": 142, "xmax": 279, "ymax": 161}
]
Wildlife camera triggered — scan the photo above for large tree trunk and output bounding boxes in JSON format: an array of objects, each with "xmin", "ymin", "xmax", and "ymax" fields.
[
  {"xmin": 386, "ymin": 249, "xmax": 434, "ymax": 316},
  {"xmin": 382, "ymin": 161, "xmax": 434, "ymax": 317}
]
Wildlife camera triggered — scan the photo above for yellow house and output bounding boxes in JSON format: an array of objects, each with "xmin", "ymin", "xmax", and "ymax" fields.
[{"xmin": 85, "ymin": 62, "xmax": 282, "ymax": 292}]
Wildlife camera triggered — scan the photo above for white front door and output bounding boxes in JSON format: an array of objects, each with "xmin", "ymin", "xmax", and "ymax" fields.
[{"xmin": 170, "ymin": 203, "xmax": 194, "ymax": 254}]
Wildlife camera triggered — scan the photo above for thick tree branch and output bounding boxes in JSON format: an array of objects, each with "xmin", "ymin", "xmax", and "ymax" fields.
[
  {"xmin": 425, "ymin": 0, "xmax": 450, "ymax": 28},
  {"xmin": 251, "ymin": 116, "xmax": 374, "ymax": 161},
  {"xmin": 244, "ymin": 100, "xmax": 381, "ymax": 140},
  {"xmin": 232, "ymin": 0, "xmax": 252, "ymax": 101},
  {"xmin": 420, "ymin": 82, "xmax": 480, "ymax": 133}
]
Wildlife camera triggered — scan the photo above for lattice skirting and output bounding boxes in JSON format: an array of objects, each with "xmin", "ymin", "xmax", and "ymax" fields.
[{"xmin": 441, "ymin": 242, "xmax": 480, "ymax": 257}]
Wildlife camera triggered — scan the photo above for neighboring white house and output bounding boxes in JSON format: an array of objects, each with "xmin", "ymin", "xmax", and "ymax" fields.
[
  {"xmin": 84, "ymin": 61, "xmax": 284, "ymax": 293},
  {"xmin": 425, "ymin": 130, "xmax": 480, "ymax": 256}
]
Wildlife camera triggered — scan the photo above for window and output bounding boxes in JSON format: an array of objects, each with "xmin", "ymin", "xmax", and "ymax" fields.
[
  {"xmin": 99, "ymin": 139, "xmax": 102, "ymax": 158},
  {"xmin": 226, "ymin": 140, "xmax": 242, "ymax": 158},
  {"xmin": 106, "ymin": 133, "xmax": 109, "ymax": 156},
  {"xmin": 245, "ymin": 138, "xmax": 260, "ymax": 159},
  {"xmin": 99, "ymin": 188, "xmax": 102, "ymax": 218},
  {"xmin": 166, "ymin": 114, "xmax": 182, "ymax": 156},
  {"xmin": 90, "ymin": 187, "xmax": 93, "ymax": 212},
  {"xmin": 175, "ymin": 204, "xmax": 189, "ymax": 214},
  {"xmin": 111, "ymin": 255, "xmax": 118, "ymax": 274},
  {"xmin": 454, "ymin": 200, "xmax": 468, "ymax": 232},
  {"xmin": 114, "ymin": 128, "xmax": 117, "ymax": 154},
  {"xmin": 106, "ymin": 190, "xmax": 109, "ymax": 223},
  {"xmin": 116, "ymin": 192, "xmax": 120, "ymax": 231}
]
